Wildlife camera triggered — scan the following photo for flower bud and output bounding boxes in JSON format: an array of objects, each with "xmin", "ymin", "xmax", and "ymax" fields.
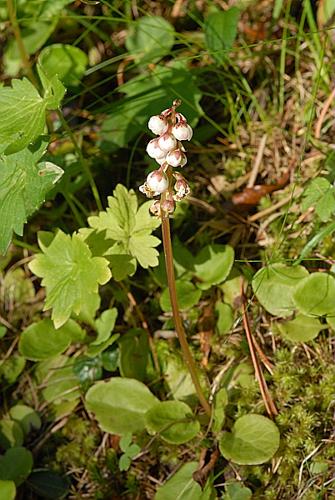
[
  {"xmin": 158, "ymin": 132, "xmax": 177, "ymax": 152},
  {"xmin": 173, "ymin": 173, "xmax": 190, "ymax": 201},
  {"xmin": 149, "ymin": 200, "xmax": 161, "ymax": 216},
  {"xmin": 148, "ymin": 115, "xmax": 168, "ymax": 135},
  {"xmin": 161, "ymin": 197, "xmax": 175, "ymax": 215},
  {"xmin": 146, "ymin": 170, "xmax": 169, "ymax": 194},
  {"xmin": 146, "ymin": 138, "xmax": 166, "ymax": 159},
  {"xmin": 166, "ymin": 149, "xmax": 187, "ymax": 167},
  {"xmin": 171, "ymin": 123, "xmax": 193, "ymax": 141}
]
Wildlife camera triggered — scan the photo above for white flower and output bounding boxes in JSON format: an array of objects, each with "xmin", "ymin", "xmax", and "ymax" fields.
[
  {"xmin": 158, "ymin": 132, "xmax": 177, "ymax": 152},
  {"xmin": 166, "ymin": 149, "xmax": 187, "ymax": 167},
  {"xmin": 146, "ymin": 138, "xmax": 166, "ymax": 159},
  {"xmin": 149, "ymin": 200, "xmax": 161, "ymax": 216},
  {"xmin": 171, "ymin": 123, "xmax": 193, "ymax": 141},
  {"xmin": 148, "ymin": 115, "xmax": 168, "ymax": 135},
  {"xmin": 146, "ymin": 170, "xmax": 169, "ymax": 194}
]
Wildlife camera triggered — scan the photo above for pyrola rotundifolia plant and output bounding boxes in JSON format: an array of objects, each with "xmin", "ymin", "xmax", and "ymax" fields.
[
  {"xmin": 139, "ymin": 99, "xmax": 192, "ymax": 217},
  {"xmin": 140, "ymin": 100, "xmax": 211, "ymax": 416}
]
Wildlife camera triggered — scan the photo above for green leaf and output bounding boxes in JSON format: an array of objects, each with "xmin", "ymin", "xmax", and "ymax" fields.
[
  {"xmin": 119, "ymin": 454, "xmax": 132, "ymax": 472},
  {"xmin": 9, "ymin": 405, "xmax": 41, "ymax": 436},
  {"xmin": 86, "ymin": 334, "xmax": 119, "ymax": 357},
  {"xmin": 29, "ymin": 230, "xmax": 111, "ymax": 328},
  {"xmin": 212, "ymin": 388, "xmax": 228, "ymax": 434},
  {"xmin": 40, "ymin": 357, "xmax": 80, "ymax": 404},
  {"xmin": 93, "ymin": 308, "xmax": 118, "ymax": 345},
  {"xmin": 216, "ymin": 302, "xmax": 234, "ymax": 335},
  {"xmin": 0, "ymin": 355, "xmax": 26, "ymax": 384},
  {"xmin": 85, "ymin": 377, "xmax": 159, "ymax": 435},
  {"xmin": 295, "ymin": 221, "xmax": 335, "ymax": 264},
  {"xmin": 219, "ymin": 414, "xmax": 280, "ymax": 465},
  {"xmin": 155, "ymin": 462, "xmax": 203, "ymax": 500},
  {"xmin": 0, "ymin": 141, "xmax": 63, "ymax": 254},
  {"xmin": 293, "ymin": 272, "xmax": 335, "ymax": 316},
  {"xmin": 145, "ymin": 401, "xmax": 200, "ymax": 444},
  {"xmin": 301, "ymin": 177, "xmax": 335, "ymax": 222},
  {"xmin": 88, "ymin": 184, "xmax": 161, "ymax": 269},
  {"xmin": 160, "ymin": 280, "xmax": 202, "ymax": 312},
  {"xmin": 19, "ymin": 318, "xmax": 82, "ymax": 360},
  {"xmin": 194, "ymin": 244, "xmax": 234, "ymax": 289},
  {"xmin": 205, "ymin": 8, "xmax": 240, "ymax": 63},
  {"xmin": 0, "ymin": 420, "xmax": 24, "ymax": 449},
  {"xmin": 126, "ymin": 16, "xmax": 175, "ymax": 64},
  {"xmin": 0, "ymin": 480, "xmax": 16, "ymax": 500},
  {"xmin": 224, "ymin": 482, "xmax": 252, "ymax": 500},
  {"xmin": 38, "ymin": 44, "xmax": 88, "ymax": 87},
  {"xmin": 118, "ymin": 329, "xmax": 149, "ymax": 381},
  {"xmin": 0, "ymin": 447, "xmax": 33, "ymax": 486},
  {"xmin": 0, "ymin": 78, "xmax": 62, "ymax": 155},
  {"xmin": 72, "ymin": 356, "xmax": 102, "ymax": 387},
  {"xmin": 26, "ymin": 470, "xmax": 69, "ymax": 499},
  {"xmin": 252, "ymin": 263, "xmax": 309, "ymax": 317},
  {"xmin": 101, "ymin": 63, "xmax": 202, "ymax": 151},
  {"xmin": 275, "ymin": 314, "xmax": 326, "ymax": 342}
]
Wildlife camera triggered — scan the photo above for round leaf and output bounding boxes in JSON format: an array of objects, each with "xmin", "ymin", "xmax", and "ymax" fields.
[
  {"xmin": 19, "ymin": 319, "xmax": 79, "ymax": 361},
  {"xmin": 38, "ymin": 44, "xmax": 88, "ymax": 87},
  {"xmin": 194, "ymin": 244, "xmax": 234, "ymax": 288},
  {"xmin": 293, "ymin": 272, "xmax": 335, "ymax": 316},
  {"xmin": 125, "ymin": 16, "xmax": 175, "ymax": 64},
  {"xmin": 145, "ymin": 401, "xmax": 200, "ymax": 444},
  {"xmin": 0, "ymin": 420, "xmax": 23, "ymax": 450},
  {"xmin": 155, "ymin": 462, "xmax": 201, "ymax": 500},
  {"xmin": 276, "ymin": 314, "xmax": 325, "ymax": 342},
  {"xmin": 0, "ymin": 480, "xmax": 16, "ymax": 500},
  {"xmin": 252, "ymin": 263, "xmax": 309, "ymax": 317},
  {"xmin": 0, "ymin": 447, "xmax": 33, "ymax": 486},
  {"xmin": 27, "ymin": 470, "xmax": 69, "ymax": 499},
  {"xmin": 9, "ymin": 405, "xmax": 41, "ymax": 435},
  {"xmin": 160, "ymin": 280, "xmax": 201, "ymax": 312},
  {"xmin": 219, "ymin": 414, "xmax": 280, "ymax": 465},
  {"xmin": 85, "ymin": 377, "xmax": 159, "ymax": 435}
]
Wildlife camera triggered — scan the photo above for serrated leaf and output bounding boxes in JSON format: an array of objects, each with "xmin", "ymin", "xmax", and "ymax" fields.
[
  {"xmin": 219, "ymin": 414, "xmax": 280, "ymax": 465},
  {"xmin": 302, "ymin": 177, "xmax": 335, "ymax": 222},
  {"xmin": 0, "ymin": 141, "xmax": 63, "ymax": 254},
  {"xmin": 88, "ymin": 184, "xmax": 161, "ymax": 269},
  {"xmin": 0, "ymin": 78, "xmax": 62, "ymax": 155},
  {"xmin": 29, "ymin": 231, "xmax": 111, "ymax": 328}
]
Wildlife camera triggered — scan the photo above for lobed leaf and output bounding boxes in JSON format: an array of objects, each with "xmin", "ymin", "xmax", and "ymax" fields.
[
  {"xmin": 29, "ymin": 231, "xmax": 111, "ymax": 328},
  {"xmin": 0, "ymin": 141, "xmax": 63, "ymax": 254}
]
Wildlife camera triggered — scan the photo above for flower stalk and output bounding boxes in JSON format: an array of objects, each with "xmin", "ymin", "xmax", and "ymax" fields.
[{"xmin": 140, "ymin": 100, "xmax": 211, "ymax": 416}]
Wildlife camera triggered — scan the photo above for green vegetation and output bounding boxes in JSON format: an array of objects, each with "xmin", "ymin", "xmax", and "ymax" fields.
[{"xmin": 1, "ymin": 0, "xmax": 335, "ymax": 498}]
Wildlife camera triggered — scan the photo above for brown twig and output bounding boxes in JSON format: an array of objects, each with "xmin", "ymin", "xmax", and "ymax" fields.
[
  {"xmin": 193, "ymin": 448, "xmax": 220, "ymax": 487},
  {"xmin": 241, "ymin": 284, "xmax": 278, "ymax": 418}
]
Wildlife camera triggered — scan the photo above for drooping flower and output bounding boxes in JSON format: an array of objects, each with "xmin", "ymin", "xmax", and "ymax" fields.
[{"xmin": 148, "ymin": 115, "xmax": 168, "ymax": 135}]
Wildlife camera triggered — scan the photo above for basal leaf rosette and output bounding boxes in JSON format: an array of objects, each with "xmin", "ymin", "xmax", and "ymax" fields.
[{"xmin": 29, "ymin": 231, "xmax": 111, "ymax": 328}]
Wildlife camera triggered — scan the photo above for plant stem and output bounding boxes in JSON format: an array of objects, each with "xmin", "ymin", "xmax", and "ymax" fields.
[
  {"xmin": 56, "ymin": 110, "xmax": 103, "ymax": 211},
  {"xmin": 6, "ymin": 0, "xmax": 38, "ymax": 86},
  {"xmin": 160, "ymin": 212, "xmax": 211, "ymax": 416}
]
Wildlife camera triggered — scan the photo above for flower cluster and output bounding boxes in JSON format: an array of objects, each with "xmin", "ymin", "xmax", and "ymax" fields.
[{"xmin": 139, "ymin": 99, "xmax": 191, "ymax": 216}]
